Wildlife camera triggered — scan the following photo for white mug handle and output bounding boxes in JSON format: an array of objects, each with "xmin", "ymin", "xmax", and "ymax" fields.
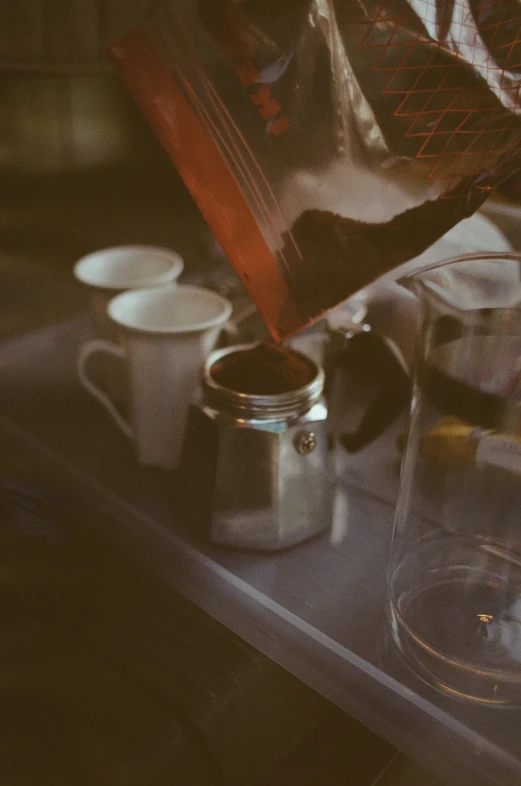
[{"xmin": 77, "ymin": 339, "xmax": 133, "ymax": 439}]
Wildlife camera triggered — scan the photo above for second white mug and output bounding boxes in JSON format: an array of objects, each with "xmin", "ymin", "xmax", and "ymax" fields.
[
  {"xmin": 74, "ymin": 245, "xmax": 184, "ymax": 406},
  {"xmin": 77, "ymin": 285, "xmax": 232, "ymax": 470},
  {"xmin": 74, "ymin": 244, "xmax": 184, "ymax": 338}
]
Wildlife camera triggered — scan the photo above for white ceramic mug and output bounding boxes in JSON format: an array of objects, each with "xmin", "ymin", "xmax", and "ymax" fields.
[
  {"xmin": 74, "ymin": 245, "xmax": 184, "ymax": 336},
  {"xmin": 74, "ymin": 245, "xmax": 184, "ymax": 405},
  {"xmin": 77, "ymin": 285, "xmax": 232, "ymax": 470}
]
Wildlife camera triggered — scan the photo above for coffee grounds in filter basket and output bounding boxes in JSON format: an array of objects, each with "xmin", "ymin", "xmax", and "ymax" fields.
[{"xmin": 211, "ymin": 342, "xmax": 315, "ymax": 395}]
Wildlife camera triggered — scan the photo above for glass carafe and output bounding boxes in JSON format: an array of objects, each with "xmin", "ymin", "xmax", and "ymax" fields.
[{"xmin": 387, "ymin": 253, "xmax": 521, "ymax": 704}]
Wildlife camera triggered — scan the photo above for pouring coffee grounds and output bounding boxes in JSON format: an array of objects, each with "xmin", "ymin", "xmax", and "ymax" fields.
[
  {"xmin": 111, "ymin": 0, "xmax": 521, "ymax": 339},
  {"xmin": 210, "ymin": 342, "xmax": 315, "ymax": 395}
]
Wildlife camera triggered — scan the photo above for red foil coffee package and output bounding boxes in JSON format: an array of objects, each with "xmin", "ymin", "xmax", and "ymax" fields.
[{"xmin": 110, "ymin": 0, "xmax": 521, "ymax": 340}]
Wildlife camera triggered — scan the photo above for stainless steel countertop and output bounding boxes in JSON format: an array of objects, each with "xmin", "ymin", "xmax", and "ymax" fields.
[{"xmin": 2, "ymin": 168, "xmax": 521, "ymax": 786}]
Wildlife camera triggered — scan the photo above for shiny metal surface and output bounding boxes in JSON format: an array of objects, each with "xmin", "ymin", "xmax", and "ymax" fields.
[
  {"xmin": 1, "ymin": 150, "xmax": 520, "ymax": 785},
  {"xmin": 1, "ymin": 315, "xmax": 520, "ymax": 785},
  {"xmin": 293, "ymin": 430, "xmax": 317, "ymax": 455},
  {"xmin": 202, "ymin": 343, "xmax": 325, "ymax": 419},
  {"xmin": 179, "ymin": 345, "xmax": 332, "ymax": 550}
]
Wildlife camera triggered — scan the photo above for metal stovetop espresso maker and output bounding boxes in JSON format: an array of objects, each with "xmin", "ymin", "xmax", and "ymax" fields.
[{"xmin": 178, "ymin": 342, "xmax": 332, "ymax": 550}]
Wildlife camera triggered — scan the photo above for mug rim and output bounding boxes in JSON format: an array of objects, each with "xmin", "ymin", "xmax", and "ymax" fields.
[
  {"xmin": 73, "ymin": 245, "xmax": 184, "ymax": 290},
  {"xmin": 107, "ymin": 284, "xmax": 233, "ymax": 335}
]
